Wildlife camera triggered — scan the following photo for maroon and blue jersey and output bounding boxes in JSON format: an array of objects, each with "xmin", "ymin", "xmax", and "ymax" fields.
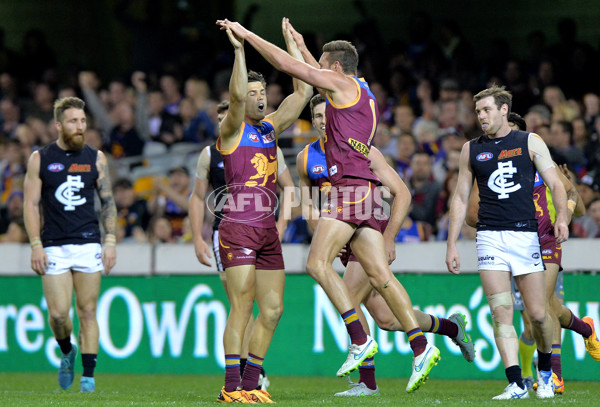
[
  {"xmin": 303, "ymin": 138, "xmax": 330, "ymax": 190},
  {"xmin": 216, "ymin": 119, "xmax": 278, "ymax": 228},
  {"xmin": 324, "ymin": 76, "xmax": 380, "ymax": 186},
  {"xmin": 533, "ymin": 171, "xmax": 556, "ymax": 239}
]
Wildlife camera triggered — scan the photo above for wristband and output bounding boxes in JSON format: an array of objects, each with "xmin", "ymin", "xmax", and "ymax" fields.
[
  {"xmin": 30, "ymin": 238, "xmax": 43, "ymax": 249},
  {"xmin": 104, "ymin": 234, "xmax": 116, "ymax": 247}
]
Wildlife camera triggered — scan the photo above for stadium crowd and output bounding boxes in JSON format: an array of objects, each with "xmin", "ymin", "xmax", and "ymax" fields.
[{"xmin": 1, "ymin": 14, "xmax": 600, "ymax": 246}]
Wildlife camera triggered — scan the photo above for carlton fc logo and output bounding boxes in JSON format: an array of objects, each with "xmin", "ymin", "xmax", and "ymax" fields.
[
  {"xmin": 476, "ymin": 152, "xmax": 493, "ymax": 161},
  {"xmin": 48, "ymin": 163, "xmax": 64, "ymax": 172},
  {"xmin": 311, "ymin": 165, "xmax": 325, "ymax": 174},
  {"xmin": 248, "ymin": 133, "xmax": 259, "ymax": 142}
]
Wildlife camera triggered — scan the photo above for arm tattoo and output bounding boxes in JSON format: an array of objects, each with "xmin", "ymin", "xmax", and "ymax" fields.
[
  {"xmin": 567, "ymin": 187, "xmax": 577, "ymax": 202},
  {"xmin": 96, "ymin": 155, "xmax": 117, "ymax": 236}
]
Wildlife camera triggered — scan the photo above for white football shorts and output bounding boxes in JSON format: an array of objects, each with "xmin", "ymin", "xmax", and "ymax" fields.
[
  {"xmin": 44, "ymin": 243, "xmax": 104, "ymax": 275},
  {"xmin": 476, "ymin": 230, "xmax": 544, "ymax": 276}
]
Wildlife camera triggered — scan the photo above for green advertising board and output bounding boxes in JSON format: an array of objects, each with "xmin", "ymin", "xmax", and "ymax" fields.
[{"xmin": 0, "ymin": 274, "xmax": 598, "ymax": 380}]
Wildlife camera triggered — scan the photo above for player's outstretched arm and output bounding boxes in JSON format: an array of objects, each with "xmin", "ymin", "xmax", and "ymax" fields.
[
  {"xmin": 189, "ymin": 146, "xmax": 212, "ymax": 267},
  {"xmin": 446, "ymin": 142, "xmax": 473, "ymax": 274},
  {"xmin": 368, "ymin": 146, "xmax": 410, "ymax": 264},
  {"xmin": 23, "ymin": 151, "xmax": 48, "ymax": 275},
  {"xmin": 285, "ymin": 18, "xmax": 320, "ymax": 69},
  {"xmin": 216, "ymin": 19, "xmax": 344, "ymax": 94},
  {"xmin": 96, "ymin": 151, "xmax": 117, "ymax": 274},
  {"xmin": 266, "ymin": 18, "xmax": 313, "ymax": 136},
  {"xmin": 219, "ymin": 28, "xmax": 247, "ymax": 151}
]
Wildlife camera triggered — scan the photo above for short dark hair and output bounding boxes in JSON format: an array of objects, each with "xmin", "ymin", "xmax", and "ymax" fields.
[
  {"xmin": 217, "ymin": 100, "xmax": 230, "ymax": 114},
  {"xmin": 322, "ymin": 40, "xmax": 359, "ymax": 75},
  {"xmin": 507, "ymin": 112, "xmax": 526, "ymax": 131},
  {"xmin": 473, "ymin": 85, "xmax": 512, "ymax": 113},
  {"xmin": 247, "ymin": 70, "xmax": 266, "ymax": 88},
  {"xmin": 310, "ymin": 94, "xmax": 325, "ymax": 118},
  {"xmin": 113, "ymin": 178, "xmax": 133, "ymax": 190},
  {"xmin": 54, "ymin": 97, "xmax": 85, "ymax": 122},
  {"xmin": 555, "ymin": 120, "xmax": 573, "ymax": 136}
]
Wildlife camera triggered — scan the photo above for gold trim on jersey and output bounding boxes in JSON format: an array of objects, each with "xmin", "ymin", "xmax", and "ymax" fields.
[
  {"xmin": 217, "ymin": 122, "xmax": 245, "ymax": 155},
  {"xmin": 302, "ymin": 145, "xmax": 309, "ymax": 176},
  {"xmin": 326, "ymin": 77, "xmax": 362, "ymax": 109}
]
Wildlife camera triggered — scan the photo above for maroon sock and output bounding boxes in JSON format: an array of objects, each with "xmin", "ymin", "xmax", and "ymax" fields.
[
  {"xmin": 428, "ymin": 315, "xmax": 459, "ymax": 338},
  {"xmin": 342, "ymin": 309, "xmax": 367, "ymax": 345},
  {"xmin": 407, "ymin": 328, "xmax": 427, "ymax": 357},
  {"xmin": 551, "ymin": 344, "xmax": 562, "ymax": 380},
  {"xmin": 566, "ymin": 311, "xmax": 593, "ymax": 338},
  {"xmin": 224, "ymin": 354, "xmax": 241, "ymax": 392},
  {"xmin": 241, "ymin": 353, "xmax": 264, "ymax": 390},
  {"xmin": 359, "ymin": 357, "xmax": 377, "ymax": 390}
]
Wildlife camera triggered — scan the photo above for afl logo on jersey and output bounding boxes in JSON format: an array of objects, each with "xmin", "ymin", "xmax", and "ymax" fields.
[
  {"xmin": 476, "ymin": 152, "xmax": 493, "ymax": 162},
  {"xmin": 248, "ymin": 133, "xmax": 259, "ymax": 142},
  {"xmin": 311, "ymin": 165, "xmax": 325, "ymax": 174},
  {"xmin": 48, "ymin": 163, "xmax": 65, "ymax": 172},
  {"xmin": 535, "ymin": 173, "xmax": 540, "ymax": 182}
]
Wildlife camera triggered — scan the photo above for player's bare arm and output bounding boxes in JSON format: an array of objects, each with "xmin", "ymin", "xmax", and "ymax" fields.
[
  {"xmin": 446, "ymin": 142, "xmax": 474, "ymax": 274},
  {"xmin": 189, "ymin": 146, "xmax": 212, "ymax": 267},
  {"xmin": 216, "ymin": 19, "xmax": 354, "ymax": 103},
  {"xmin": 96, "ymin": 150, "xmax": 117, "ymax": 274},
  {"xmin": 296, "ymin": 148, "xmax": 320, "ymax": 232},
  {"xmin": 368, "ymin": 146, "xmax": 411, "ymax": 264},
  {"xmin": 465, "ymin": 181, "xmax": 480, "ymax": 228},
  {"xmin": 23, "ymin": 151, "xmax": 48, "ymax": 275},
  {"xmin": 284, "ymin": 18, "xmax": 320, "ymax": 69},
  {"xmin": 528, "ymin": 134, "xmax": 569, "ymax": 243},
  {"xmin": 218, "ymin": 29, "xmax": 247, "ymax": 151},
  {"xmin": 266, "ymin": 19, "xmax": 313, "ymax": 136}
]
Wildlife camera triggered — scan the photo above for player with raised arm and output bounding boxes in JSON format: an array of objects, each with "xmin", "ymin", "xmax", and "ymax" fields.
[
  {"xmin": 211, "ymin": 22, "xmax": 311, "ymax": 403},
  {"xmin": 217, "ymin": 17, "xmax": 442, "ymax": 392},
  {"xmin": 299, "ymin": 94, "xmax": 474, "ymax": 397}
]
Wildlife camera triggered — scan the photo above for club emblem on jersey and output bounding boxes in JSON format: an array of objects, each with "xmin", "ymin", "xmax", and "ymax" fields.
[
  {"xmin": 488, "ymin": 161, "xmax": 521, "ymax": 199},
  {"xmin": 48, "ymin": 163, "xmax": 64, "ymax": 172},
  {"xmin": 55, "ymin": 175, "xmax": 86, "ymax": 211},
  {"xmin": 312, "ymin": 165, "xmax": 325, "ymax": 174},
  {"xmin": 248, "ymin": 133, "xmax": 259, "ymax": 142},
  {"xmin": 476, "ymin": 152, "xmax": 493, "ymax": 161},
  {"xmin": 245, "ymin": 153, "xmax": 277, "ymax": 187}
]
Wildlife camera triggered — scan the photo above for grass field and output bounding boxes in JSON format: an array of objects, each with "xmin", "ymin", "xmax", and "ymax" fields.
[{"xmin": 1, "ymin": 372, "xmax": 599, "ymax": 406}]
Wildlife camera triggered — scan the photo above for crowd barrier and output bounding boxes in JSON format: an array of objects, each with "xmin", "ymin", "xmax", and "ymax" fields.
[{"xmin": 1, "ymin": 241, "xmax": 598, "ymax": 380}]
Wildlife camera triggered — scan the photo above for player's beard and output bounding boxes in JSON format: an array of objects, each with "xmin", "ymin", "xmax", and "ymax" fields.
[{"xmin": 61, "ymin": 129, "xmax": 85, "ymax": 150}]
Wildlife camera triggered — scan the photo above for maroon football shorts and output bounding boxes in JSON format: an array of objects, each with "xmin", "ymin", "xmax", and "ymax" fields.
[
  {"xmin": 320, "ymin": 177, "xmax": 387, "ymax": 233},
  {"xmin": 540, "ymin": 233, "xmax": 562, "ymax": 269},
  {"xmin": 218, "ymin": 221, "xmax": 284, "ymax": 270}
]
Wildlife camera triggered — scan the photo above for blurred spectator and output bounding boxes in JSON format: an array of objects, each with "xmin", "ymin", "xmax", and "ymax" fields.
[
  {"xmin": 148, "ymin": 216, "xmax": 175, "ymax": 244},
  {"xmin": 583, "ymin": 93, "xmax": 599, "ymax": 129},
  {"xmin": 413, "ymin": 119, "xmax": 440, "ymax": 157},
  {"xmin": 407, "ymin": 151, "xmax": 441, "ymax": 229},
  {"xmin": 394, "ymin": 213, "xmax": 432, "ymax": 243},
  {"xmin": 160, "ymin": 74, "xmax": 182, "ymax": 116},
  {"xmin": 84, "ymin": 127, "xmax": 104, "ymax": 151},
  {"xmin": 0, "ymin": 96, "xmax": 22, "ymax": 138},
  {"xmin": 549, "ymin": 120, "xmax": 586, "ymax": 170},
  {"xmin": 114, "ymin": 178, "xmax": 150, "ymax": 242},
  {"xmin": 0, "ymin": 218, "xmax": 27, "ymax": 243},
  {"xmin": 149, "ymin": 166, "xmax": 191, "ymax": 238},
  {"xmin": 391, "ymin": 105, "xmax": 415, "ymax": 134},
  {"xmin": 572, "ymin": 175, "xmax": 600, "ymax": 238},
  {"xmin": 25, "ymin": 82, "xmax": 55, "ymax": 122},
  {"xmin": 572, "ymin": 116, "xmax": 590, "ymax": 151},
  {"xmin": 586, "ymin": 198, "xmax": 600, "ymax": 238},
  {"xmin": 395, "ymin": 133, "xmax": 417, "ymax": 180},
  {"xmin": 106, "ymin": 101, "xmax": 145, "ymax": 158},
  {"xmin": 372, "ymin": 123, "xmax": 396, "ymax": 157},
  {"xmin": 0, "ymin": 139, "xmax": 26, "ymax": 204},
  {"xmin": 0, "ymin": 190, "xmax": 24, "ymax": 234},
  {"xmin": 370, "ymin": 81, "xmax": 395, "ymax": 125}
]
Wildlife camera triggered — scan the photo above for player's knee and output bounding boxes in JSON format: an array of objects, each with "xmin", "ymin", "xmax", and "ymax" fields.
[
  {"xmin": 261, "ymin": 304, "xmax": 284, "ymax": 329},
  {"xmin": 367, "ymin": 271, "xmax": 392, "ymax": 292},
  {"xmin": 48, "ymin": 312, "xmax": 69, "ymax": 328},
  {"xmin": 305, "ymin": 258, "xmax": 327, "ymax": 280},
  {"xmin": 487, "ymin": 291, "xmax": 513, "ymax": 324},
  {"xmin": 77, "ymin": 305, "xmax": 97, "ymax": 324},
  {"xmin": 525, "ymin": 309, "xmax": 545, "ymax": 327}
]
